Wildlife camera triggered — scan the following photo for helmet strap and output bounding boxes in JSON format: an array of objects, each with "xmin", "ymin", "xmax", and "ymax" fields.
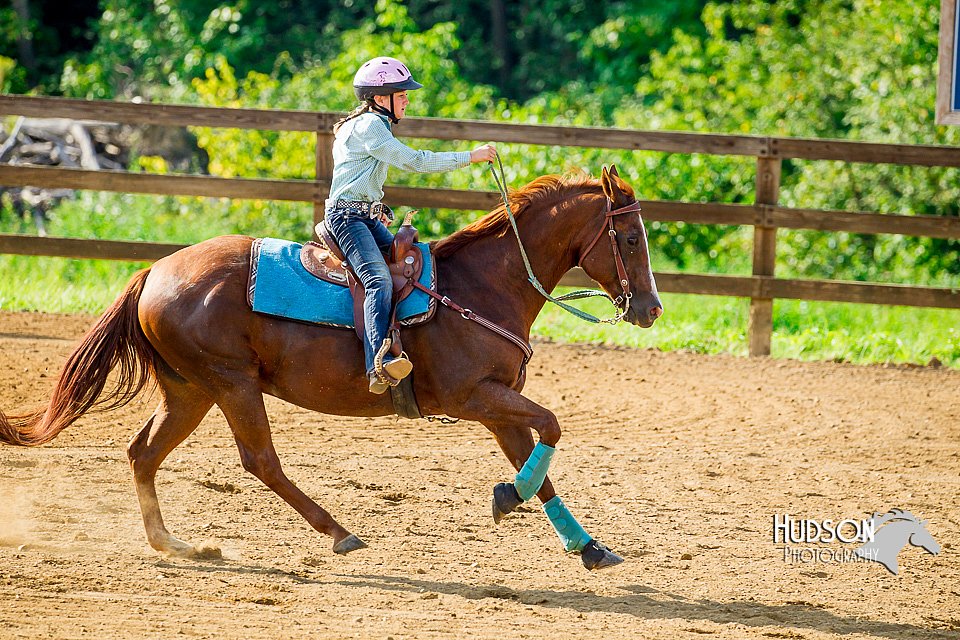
[{"xmin": 368, "ymin": 95, "xmax": 399, "ymax": 125}]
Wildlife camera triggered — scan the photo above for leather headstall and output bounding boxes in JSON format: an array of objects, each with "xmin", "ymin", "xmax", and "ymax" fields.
[{"xmin": 577, "ymin": 198, "xmax": 642, "ymax": 307}]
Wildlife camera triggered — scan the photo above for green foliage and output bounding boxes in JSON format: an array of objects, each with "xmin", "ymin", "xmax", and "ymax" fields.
[
  {"xmin": 580, "ymin": 0, "xmax": 709, "ymax": 92},
  {"xmin": 184, "ymin": 0, "xmax": 499, "ymax": 239},
  {"xmin": 630, "ymin": 0, "xmax": 960, "ymax": 283},
  {"xmin": 0, "ymin": 56, "xmax": 26, "ymax": 94},
  {"xmin": 59, "ymin": 0, "xmax": 240, "ymax": 99},
  {"xmin": 3, "ymin": 0, "xmax": 959, "ymax": 366},
  {"xmin": 29, "ymin": 0, "xmax": 710, "ymax": 100}
]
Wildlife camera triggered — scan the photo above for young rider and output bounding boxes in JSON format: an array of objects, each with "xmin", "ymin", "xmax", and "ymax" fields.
[{"xmin": 325, "ymin": 56, "xmax": 496, "ymax": 394}]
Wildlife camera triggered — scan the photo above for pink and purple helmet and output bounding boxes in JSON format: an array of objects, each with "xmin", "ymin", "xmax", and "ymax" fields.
[{"xmin": 353, "ymin": 57, "xmax": 423, "ymax": 101}]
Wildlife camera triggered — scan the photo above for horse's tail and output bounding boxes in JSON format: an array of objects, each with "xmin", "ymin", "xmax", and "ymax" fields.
[{"xmin": 0, "ymin": 268, "xmax": 158, "ymax": 446}]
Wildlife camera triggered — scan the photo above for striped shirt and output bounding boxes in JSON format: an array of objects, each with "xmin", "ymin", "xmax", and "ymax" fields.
[{"xmin": 328, "ymin": 112, "xmax": 471, "ymax": 206}]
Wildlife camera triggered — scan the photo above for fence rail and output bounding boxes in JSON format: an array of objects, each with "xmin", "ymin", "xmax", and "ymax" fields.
[{"xmin": 1, "ymin": 95, "xmax": 958, "ymax": 354}]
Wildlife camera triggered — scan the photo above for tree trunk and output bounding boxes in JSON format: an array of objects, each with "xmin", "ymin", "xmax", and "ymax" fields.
[
  {"xmin": 489, "ymin": 0, "xmax": 509, "ymax": 90},
  {"xmin": 12, "ymin": 0, "xmax": 36, "ymax": 72}
]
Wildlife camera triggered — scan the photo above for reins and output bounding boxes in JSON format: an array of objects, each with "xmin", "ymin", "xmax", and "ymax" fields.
[
  {"xmin": 400, "ymin": 156, "xmax": 638, "ymax": 393},
  {"xmin": 410, "ymin": 279, "xmax": 533, "ymax": 366},
  {"xmin": 487, "ymin": 154, "xmax": 634, "ymax": 325}
]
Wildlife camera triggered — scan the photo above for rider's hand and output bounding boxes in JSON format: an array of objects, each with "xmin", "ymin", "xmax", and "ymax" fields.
[
  {"xmin": 470, "ymin": 144, "xmax": 497, "ymax": 164},
  {"xmin": 378, "ymin": 212, "xmax": 392, "ymax": 225}
]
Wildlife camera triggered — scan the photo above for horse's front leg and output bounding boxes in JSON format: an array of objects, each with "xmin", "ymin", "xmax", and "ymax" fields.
[{"xmin": 459, "ymin": 382, "xmax": 623, "ymax": 571}]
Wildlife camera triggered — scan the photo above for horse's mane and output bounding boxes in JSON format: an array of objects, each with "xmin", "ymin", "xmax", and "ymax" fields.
[{"xmin": 432, "ymin": 172, "xmax": 632, "ymax": 258}]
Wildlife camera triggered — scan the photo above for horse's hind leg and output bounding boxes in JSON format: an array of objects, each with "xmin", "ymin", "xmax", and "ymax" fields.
[
  {"xmin": 215, "ymin": 382, "xmax": 364, "ymax": 555},
  {"xmin": 127, "ymin": 367, "xmax": 214, "ymax": 557}
]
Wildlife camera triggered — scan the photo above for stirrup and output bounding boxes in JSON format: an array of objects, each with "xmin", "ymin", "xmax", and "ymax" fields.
[
  {"xmin": 373, "ymin": 338, "xmax": 412, "ymax": 387},
  {"xmin": 383, "ymin": 354, "xmax": 412, "ymax": 382}
]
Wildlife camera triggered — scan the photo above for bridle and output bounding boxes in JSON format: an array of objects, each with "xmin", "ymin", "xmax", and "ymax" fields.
[
  {"xmin": 407, "ymin": 157, "xmax": 641, "ymax": 388},
  {"xmin": 576, "ymin": 197, "xmax": 642, "ymax": 319},
  {"xmin": 488, "ymin": 155, "xmax": 637, "ymax": 325}
]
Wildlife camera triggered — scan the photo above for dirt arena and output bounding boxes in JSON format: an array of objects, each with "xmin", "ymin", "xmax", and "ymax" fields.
[{"xmin": 0, "ymin": 310, "xmax": 957, "ymax": 640}]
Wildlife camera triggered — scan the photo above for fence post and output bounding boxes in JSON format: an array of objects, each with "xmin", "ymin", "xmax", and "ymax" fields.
[
  {"xmin": 314, "ymin": 121, "xmax": 334, "ymax": 231},
  {"xmin": 749, "ymin": 156, "xmax": 781, "ymax": 356}
]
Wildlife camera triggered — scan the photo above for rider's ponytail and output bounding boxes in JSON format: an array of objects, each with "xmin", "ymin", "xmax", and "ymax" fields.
[{"xmin": 333, "ymin": 102, "xmax": 375, "ymax": 134}]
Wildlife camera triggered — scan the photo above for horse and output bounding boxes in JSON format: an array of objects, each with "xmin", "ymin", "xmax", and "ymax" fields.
[
  {"xmin": 854, "ymin": 509, "xmax": 940, "ymax": 575},
  {"xmin": 0, "ymin": 165, "xmax": 662, "ymax": 571}
]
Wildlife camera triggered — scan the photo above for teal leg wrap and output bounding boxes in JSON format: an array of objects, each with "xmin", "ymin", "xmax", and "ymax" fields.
[
  {"xmin": 543, "ymin": 495, "xmax": 591, "ymax": 552},
  {"xmin": 514, "ymin": 441, "xmax": 555, "ymax": 501}
]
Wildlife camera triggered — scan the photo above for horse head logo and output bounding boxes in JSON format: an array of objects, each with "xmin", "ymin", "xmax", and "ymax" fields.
[{"xmin": 854, "ymin": 509, "xmax": 940, "ymax": 575}]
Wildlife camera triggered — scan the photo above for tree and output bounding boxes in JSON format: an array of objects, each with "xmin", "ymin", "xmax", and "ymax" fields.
[{"xmin": 619, "ymin": 0, "xmax": 960, "ymax": 282}]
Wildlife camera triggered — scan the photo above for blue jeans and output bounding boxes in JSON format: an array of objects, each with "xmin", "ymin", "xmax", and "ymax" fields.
[{"xmin": 325, "ymin": 208, "xmax": 395, "ymax": 375}]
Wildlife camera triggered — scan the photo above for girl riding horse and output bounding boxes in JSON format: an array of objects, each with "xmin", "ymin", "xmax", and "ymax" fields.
[{"xmin": 326, "ymin": 56, "xmax": 497, "ymax": 394}]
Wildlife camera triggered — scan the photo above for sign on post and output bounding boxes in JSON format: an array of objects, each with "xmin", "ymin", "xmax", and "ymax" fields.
[{"xmin": 938, "ymin": 0, "xmax": 960, "ymax": 124}]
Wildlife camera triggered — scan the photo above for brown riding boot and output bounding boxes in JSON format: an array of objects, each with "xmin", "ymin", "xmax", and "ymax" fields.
[
  {"xmin": 382, "ymin": 355, "xmax": 413, "ymax": 382},
  {"xmin": 368, "ymin": 371, "xmax": 390, "ymax": 395}
]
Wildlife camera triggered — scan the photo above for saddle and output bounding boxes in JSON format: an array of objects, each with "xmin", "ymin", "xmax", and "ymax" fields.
[{"xmin": 300, "ymin": 211, "xmax": 424, "ymax": 357}]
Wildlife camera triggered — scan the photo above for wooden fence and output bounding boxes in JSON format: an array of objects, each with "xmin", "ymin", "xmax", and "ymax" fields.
[{"xmin": 0, "ymin": 94, "xmax": 958, "ymax": 356}]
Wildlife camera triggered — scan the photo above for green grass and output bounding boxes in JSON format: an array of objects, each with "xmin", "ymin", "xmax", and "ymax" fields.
[
  {"xmin": 0, "ymin": 255, "xmax": 144, "ymax": 314},
  {"xmin": 532, "ymin": 292, "xmax": 748, "ymax": 355},
  {"xmin": 2, "ymin": 258, "xmax": 956, "ymax": 369},
  {"xmin": 531, "ymin": 290, "xmax": 960, "ymax": 368}
]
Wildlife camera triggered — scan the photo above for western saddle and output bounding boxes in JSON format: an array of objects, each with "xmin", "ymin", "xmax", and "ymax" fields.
[{"xmin": 300, "ymin": 210, "xmax": 426, "ymax": 357}]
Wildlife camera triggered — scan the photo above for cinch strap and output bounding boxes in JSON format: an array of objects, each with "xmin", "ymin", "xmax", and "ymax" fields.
[
  {"xmin": 543, "ymin": 495, "xmax": 591, "ymax": 552},
  {"xmin": 514, "ymin": 441, "xmax": 555, "ymax": 501}
]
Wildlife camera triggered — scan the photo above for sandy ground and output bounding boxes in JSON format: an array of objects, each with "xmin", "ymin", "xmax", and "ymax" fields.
[{"xmin": 0, "ymin": 310, "xmax": 958, "ymax": 640}]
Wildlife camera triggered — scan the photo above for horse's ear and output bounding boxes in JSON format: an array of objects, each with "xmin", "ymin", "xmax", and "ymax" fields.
[
  {"xmin": 600, "ymin": 164, "xmax": 627, "ymax": 205},
  {"xmin": 600, "ymin": 165, "xmax": 613, "ymax": 198},
  {"xmin": 609, "ymin": 164, "xmax": 620, "ymax": 178}
]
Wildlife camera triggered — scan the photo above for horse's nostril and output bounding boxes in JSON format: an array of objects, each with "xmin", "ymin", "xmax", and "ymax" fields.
[{"xmin": 650, "ymin": 306, "xmax": 663, "ymax": 319}]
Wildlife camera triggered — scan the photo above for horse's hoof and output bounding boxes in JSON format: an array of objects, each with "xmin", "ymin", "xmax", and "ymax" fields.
[
  {"xmin": 492, "ymin": 482, "xmax": 523, "ymax": 524},
  {"xmin": 333, "ymin": 534, "xmax": 368, "ymax": 555},
  {"xmin": 189, "ymin": 542, "xmax": 223, "ymax": 561},
  {"xmin": 580, "ymin": 539, "xmax": 624, "ymax": 571},
  {"xmin": 154, "ymin": 535, "xmax": 200, "ymax": 558}
]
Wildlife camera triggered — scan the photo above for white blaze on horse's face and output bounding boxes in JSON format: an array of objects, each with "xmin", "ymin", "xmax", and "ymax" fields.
[
  {"xmin": 620, "ymin": 210, "xmax": 662, "ymax": 328},
  {"xmin": 601, "ymin": 165, "xmax": 662, "ymax": 328},
  {"xmin": 580, "ymin": 165, "xmax": 663, "ymax": 328}
]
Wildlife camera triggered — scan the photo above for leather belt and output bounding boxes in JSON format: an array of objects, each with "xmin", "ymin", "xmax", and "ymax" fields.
[{"xmin": 326, "ymin": 199, "xmax": 394, "ymax": 220}]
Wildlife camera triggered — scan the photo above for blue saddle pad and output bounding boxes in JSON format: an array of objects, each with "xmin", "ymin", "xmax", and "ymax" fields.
[{"xmin": 248, "ymin": 237, "xmax": 435, "ymax": 329}]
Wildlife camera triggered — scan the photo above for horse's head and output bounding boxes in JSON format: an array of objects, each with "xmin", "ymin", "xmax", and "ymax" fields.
[{"xmin": 577, "ymin": 165, "xmax": 663, "ymax": 328}]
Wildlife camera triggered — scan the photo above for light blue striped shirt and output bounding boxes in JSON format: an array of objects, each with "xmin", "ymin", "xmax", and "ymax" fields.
[{"xmin": 327, "ymin": 112, "xmax": 471, "ymax": 206}]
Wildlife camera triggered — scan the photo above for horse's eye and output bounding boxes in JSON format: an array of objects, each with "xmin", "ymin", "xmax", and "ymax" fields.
[{"xmin": 626, "ymin": 235, "xmax": 640, "ymax": 246}]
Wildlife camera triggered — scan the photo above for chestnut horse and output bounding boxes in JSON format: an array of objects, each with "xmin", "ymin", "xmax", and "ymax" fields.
[{"xmin": 0, "ymin": 165, "xmax": 662, "ymax": 570}]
